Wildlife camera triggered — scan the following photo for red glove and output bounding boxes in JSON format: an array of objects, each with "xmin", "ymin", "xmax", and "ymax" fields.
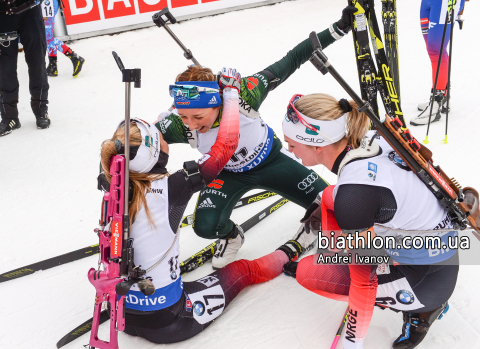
[{"xmin": 218, "ymin": 67, "xmax": 241, "ymax": 93}]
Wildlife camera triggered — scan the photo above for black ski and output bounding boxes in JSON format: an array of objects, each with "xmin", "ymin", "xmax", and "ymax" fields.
[
  {"xmin": 56, "ymin": 197, "xmax": 289, "ymax": 348},
  {"xmin": 0, "ymin": 190, "xmax": 276, "ymax": 284},
  {"xmin": 382, "ymin": 0, "xmax": 400, "ymax": 103},
  {"xmin": 350, "ymin": 0, "xmax": 405, "ymax": 127}
]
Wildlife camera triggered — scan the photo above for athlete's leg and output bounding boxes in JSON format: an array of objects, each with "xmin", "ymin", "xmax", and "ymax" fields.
[
  {"xmin": 296, "ymin": 255, "xmax": 377, "ymax": 349},
  {"xmin": 193, "ymin": 170, "xmax": 253, "ymax": 239},
  {"xmin": 256, "ymin": 148, "xmax": 329, "ymax": 209},
  {"xmin": 125, "ymin": 250, "xmax": 289, "ymax": 343},
  {"xmin": 423, "ymin": 0, "xmax": 464, "ymax": 90}
]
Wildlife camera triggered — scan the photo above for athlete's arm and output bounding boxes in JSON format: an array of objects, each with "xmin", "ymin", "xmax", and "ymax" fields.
[
  {"xmin": 239, "ymin": 10, "xmax": 353, "ymax": 112},
  {"xmin": 197, "ymin": 87, "xmax": 239, "ymax": 184},
  {"xmin": 334, "ymin": 184, "xmax": 397, "ymax": 231}
]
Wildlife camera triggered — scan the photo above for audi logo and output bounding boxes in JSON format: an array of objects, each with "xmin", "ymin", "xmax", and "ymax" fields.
[{"xmin": 298, "ymin": 173, "xmax": 319, "ymax": 190}]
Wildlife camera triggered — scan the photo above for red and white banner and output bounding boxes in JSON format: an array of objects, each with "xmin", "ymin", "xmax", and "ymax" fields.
[{"xmin": 62, "ymin": 0, "xmax": 278, "ymax": 36}]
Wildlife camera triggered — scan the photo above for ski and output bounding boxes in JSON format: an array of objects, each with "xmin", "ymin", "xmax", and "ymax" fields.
[
  {"xmin": 0, "ymin": 190, "xmax": 276, "ymax": 284},
  {"xmin": 381, "ymin": 0, "xmax": 400, "ymax": 103},
  {"xmin": 350, "ymin": 0, "xmax": 405, "ymax": 127},
  {"xmin": 56, "ymin": 196, "xmax": 289, "ymax": 348}
]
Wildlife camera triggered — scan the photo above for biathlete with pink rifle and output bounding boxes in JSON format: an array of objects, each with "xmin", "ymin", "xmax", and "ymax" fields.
[
  {"xmin": 281, "ymin": 93, "xmax": 459, "ymax": 349},
  {"xmin": 98, "ymin": 78, "xmax": 316, "ymax": 343}
]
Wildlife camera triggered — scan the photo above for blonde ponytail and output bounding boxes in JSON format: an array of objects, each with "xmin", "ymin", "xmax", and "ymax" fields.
[{"xmin": 294, "ymin": 93, "xmax": 370, "ymax": 148}]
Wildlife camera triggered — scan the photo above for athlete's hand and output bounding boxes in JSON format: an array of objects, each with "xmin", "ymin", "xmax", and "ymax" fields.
[
  {"xmin": 218, "ymin": 67, "xmax": 241, "ymax": 93},
  {"xmin": 336, "ymin": 5, "xmax": 358, "ymax": 33},
  {"xmin": 300, "ymin": 202, "xmax": 322, "ymax": 235}
]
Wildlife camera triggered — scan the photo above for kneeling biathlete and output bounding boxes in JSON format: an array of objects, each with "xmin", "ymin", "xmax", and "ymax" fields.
[
  {"xmin": 154, "ymin": 5, "xmax": 358, "ymax": 269},
  {"xmin": 281, "ymin": 93, "xmax": 459, "ymax": 349},
  {"xmin": 99, "ymin": 82, "xmax": 316, "ymax": 344}
]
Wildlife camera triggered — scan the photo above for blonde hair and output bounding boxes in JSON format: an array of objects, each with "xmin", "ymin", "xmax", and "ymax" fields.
[
  {"xmin": 176, "ymin": 65, "xmax": 216, "ymax": 82},
  {"xmin": 100, "ymin": 123, "xmax": 166, "ymax": 226},
  {"xmin": 294, "ymin": 93, "xmax": 370, "ymax": 149}
]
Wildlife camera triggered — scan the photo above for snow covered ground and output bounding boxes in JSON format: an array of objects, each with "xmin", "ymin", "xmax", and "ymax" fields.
[{"xmin": 1, "ymin": 0, "xmax": 480, "ymax": 348}]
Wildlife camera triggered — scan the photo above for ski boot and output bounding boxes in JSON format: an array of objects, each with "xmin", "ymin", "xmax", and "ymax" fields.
[
  {"xmin": 278, "ymin": 223, "xmax": 318, "ymax": 277},
  {"xmin": 277, "ymin": 224, "xmax": 318, "ymax": 262},
  {"xmin": 411, "ymin": 90, "xmax": 447, "ymax": 126},
  {"xmin": 46, "ymin": 56, "xmax": 58, "ymax": 77},
  {"xmin": 66, "ymin": 51, "xmax": 85, "ymax": 77},
  {"xmin": 212, "ymin": 225, "xmax": 244, "ymax": 269},
  {"xmin": 0, "ymin": 118, "xmax": 21, "ymax": 137},
  {"xmin": 392, "ymin": 302, "xmax": 450, "ymax": 349}
]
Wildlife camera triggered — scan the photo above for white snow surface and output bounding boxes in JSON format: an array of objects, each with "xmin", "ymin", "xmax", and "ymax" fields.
[{"xmin": 2, "ymin": 0, "xmax": 480, "ymax": 348}]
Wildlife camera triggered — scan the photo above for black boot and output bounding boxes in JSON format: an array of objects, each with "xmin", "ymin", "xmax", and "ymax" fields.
[
  {"xmin": 47, "ymin": 56, "xmax": 58, "ymax": 77},
  {"xmin": 0, "ymin": 119, "xmax": 21, "ymax": 137},
  {"xmin": 36, "ymin": 112, "xmax": 51, "ymax": 129},
  {"xmin": 66, "ymin": 51, "xmax": 85, "ymax": 77},
  {"xmin": 392, "ymin": 303, "xmax": 449, "ymax": 349}
]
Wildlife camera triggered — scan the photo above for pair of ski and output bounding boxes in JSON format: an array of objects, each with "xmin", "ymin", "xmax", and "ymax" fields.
[
  {"xmin": 56, "ymin": 194, "xmax": 288, "ymax": 348},
  {"xmin": 0, "ymin": 190, "xmax": 276, "ymax": 284},
  {"xmin": 350, "ymin": 0, "xmax": 404, "ymax": 127}
]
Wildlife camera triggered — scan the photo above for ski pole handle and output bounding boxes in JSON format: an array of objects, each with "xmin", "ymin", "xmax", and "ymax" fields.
[
  {"xmin": 152, "ymin": 7, "xmax": 177, "ymax": 26},
  {"xmin": 309, "ymin": 32, "xmax": 329, "ymax": 75},
  {"xmin": 152, "ymin": 8, "xmax": 202, "ymax": 66},
  {"xmin": 112, "ymin": 51, "xmax": 125, "ymax": 71}
]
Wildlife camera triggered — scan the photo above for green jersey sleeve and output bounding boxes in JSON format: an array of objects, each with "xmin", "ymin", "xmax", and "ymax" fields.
[
  {"xmin": 239, "ymin": 24, "xmax": 345, "ymax": 112},
  {"xmin": 154, "ymin": 112, "xmax": 189, "ymax": 144}
]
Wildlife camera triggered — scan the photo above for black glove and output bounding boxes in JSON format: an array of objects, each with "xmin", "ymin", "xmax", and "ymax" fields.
[
  {"xmin": 336, "ymin": 5, "xmax": 358, "ymax": 33},
  {"xmin": 300, "ymin": 202, "xmax": 322, "ymax": 235}
]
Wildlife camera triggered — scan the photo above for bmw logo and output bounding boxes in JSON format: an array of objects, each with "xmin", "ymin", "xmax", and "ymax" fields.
[
  {"xmin": 171, "ymin": 271, "xmax": 177, "ymax": 280},
  {"xmin": 193, "ymin": 301, "xmax": 205, "ymax": 316},
  {"xmin": 396, "ymin": 290, "xmax": 415, "ymax": 305},
  {"xmin": 44, "ymin": 0, "xmax": 50, "ymax": 4}
]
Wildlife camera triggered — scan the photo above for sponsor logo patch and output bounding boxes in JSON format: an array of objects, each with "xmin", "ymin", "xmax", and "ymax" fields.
[
  {"xmin": 198, "ymin": 198, "xmax": 216, "ymax": 209},
  {"xmin": 298, "ymin": 173, "xmax": 319, "ymax": 191},
  {"xmin": 185, "ymin": 293, "xmax": 192, "ymax": 312},
  {"xmin": 208, "ymin": 179, "xmax": 224, "ymax": 189},
  {"xmin": 367, "ymin": 162, "xmax": 377, "ymax": 181},
  {"xmin": 193, "ymin": 301, "xmax": 205, "ymax": 316},
  {"xmin": 396, "ymin": 290, "xmax": 415, "ymax": 305},
  {"xmin": 246, "ymin": 77, "xmax": 258, "ymax": 90}
]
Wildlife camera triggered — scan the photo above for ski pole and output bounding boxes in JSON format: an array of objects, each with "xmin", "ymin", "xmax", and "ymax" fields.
[
  {"xmin": 330, "ymin": 306, "xmax": 349, "ymax": 349},
  {"xmin": 425, "ymin": 0, "xmax": 456, "ymax": 144},
  {"xmin": 152, "ymin": 7, "xmax": 202, "ymax": 67},
  {"xmin": 444, "ymin": 1, "xmax": 457, "ymax": 144}
]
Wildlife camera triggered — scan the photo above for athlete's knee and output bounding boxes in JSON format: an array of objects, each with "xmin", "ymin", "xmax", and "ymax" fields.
[
  {"xmin": 295, "ymin": 255, "xmax": 315, "ymax": 287},
  {"xmin": 192, "ymin": 211, "xmax": 221, "ymax": 239},
  {"xmin": 193, "ymin": 209, "xmax": 234, "ymax": 239}
]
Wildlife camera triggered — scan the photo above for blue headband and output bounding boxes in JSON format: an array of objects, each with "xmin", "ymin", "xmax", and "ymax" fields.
[{"xmin": 172, "ymin": 81, "xmax": 222, "ymax": 109}]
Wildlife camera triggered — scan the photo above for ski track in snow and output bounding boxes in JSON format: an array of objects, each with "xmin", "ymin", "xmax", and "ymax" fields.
[{"xmin": 1, "ymin": 0, "xmax": 480, "ymax": 348}]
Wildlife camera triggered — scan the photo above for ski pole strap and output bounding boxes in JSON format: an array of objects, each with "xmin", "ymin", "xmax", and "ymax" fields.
[
  {"xmin": 183, "ymin": 160, "xmax": 203, "ymax": 192},
  {"xmin": 258, "ymin": 69, "xmax": 281, "ymax": 91}
]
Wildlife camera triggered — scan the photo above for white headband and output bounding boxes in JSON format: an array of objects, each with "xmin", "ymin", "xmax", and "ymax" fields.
[
  {"xmin": 117, "ymin": 118, "xmax": 161, "ymax": 173},
  {"xmin": 282, "ymin": 111, "xmax": 347, "ymax": 146}
]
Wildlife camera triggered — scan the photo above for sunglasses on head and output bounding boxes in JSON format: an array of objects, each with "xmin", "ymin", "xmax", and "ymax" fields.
[
  {"xmin": 286, "ymin": 94, "xmax": 319, "ymax": 133},
  {"xmin": 169, "ymin": 84, "xmax": 219, "ymax": 99}
]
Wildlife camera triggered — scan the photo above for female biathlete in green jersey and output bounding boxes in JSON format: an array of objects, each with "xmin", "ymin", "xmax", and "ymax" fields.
[{"xmin": 154, "ymin": 6, "xmax": 357, "ymax": 269}]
